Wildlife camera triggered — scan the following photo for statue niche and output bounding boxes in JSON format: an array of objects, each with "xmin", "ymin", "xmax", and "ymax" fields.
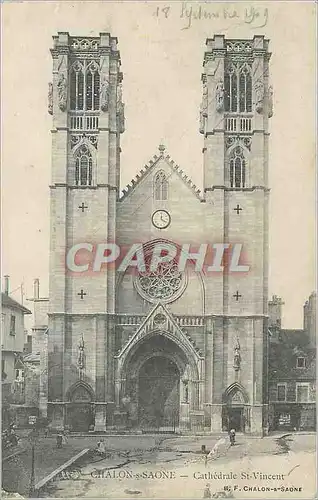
[
  {"xmin": 78, "ymin": 335, "xmax": 85, "ymax": 379},
  {"xmin": 268, "ymin": 85, "xmax": 273, "ymax": 118},
  {"xmin": 57, "ymin": 73, "xmax": 67, "ymax": 111},
  {"xmin": 48, "ymin": 82, "xmax": 53, "ymax": 115},
  {"xmin": 116, "ymin": 83, "xmax": 125, "ymax": 133},
  {"xmin": 233, "ymin": 337, "xmax": 241, "ymax": 371},
  {"xmin": 100, "ymin": 78, "xmax": 110, "ymax": 112},
  {"xmin": 199, "ymin": 80, "xmax": 208, "ymax": 134},
  {"xmin": 215, "ymin": 79, "xmax": 225, "ymax": 112},
  {"xmin": 255, "ymin": 81, "xmax": 264, "ymax": 114}
]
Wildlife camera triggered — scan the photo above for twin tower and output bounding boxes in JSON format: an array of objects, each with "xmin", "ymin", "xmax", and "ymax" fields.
[{"xmin": 47, "ymin": 33, "xmax": 272, "ymax": 435}]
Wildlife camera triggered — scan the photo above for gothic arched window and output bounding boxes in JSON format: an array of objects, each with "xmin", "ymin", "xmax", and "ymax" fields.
[
  {"xmin": 154, "ymin": 171, "xmax": 168, "ymax": 200},
  {"xmin": 70, "ymin": 60, "xmax": 100, "ymax": 112},
  {"xmin": 229, "ymin": 146, "xmax": 246, "ymax": 188},
  {"xmin": 75, "ymin": 145, "xmax": 93, "ymax": 186},
  {"xmin": 224, "ymin": 63, "xmax": 252, "ymax": 113}
]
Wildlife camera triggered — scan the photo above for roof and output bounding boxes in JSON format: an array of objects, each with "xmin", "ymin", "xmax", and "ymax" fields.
[
  {"xmin": 269, "ymin": 329, "xmax": 316, "ymax": 380},
  {"xmin": 119, "ymin": 145, "xmax": 203, "ymax": 202},
  {"xmin": 279, "ymin": 329, "xmax": 311, "ymax": 347},
  {"xmin": 1, "ymin": 293, "xmax": 32, "ymax": 314}
]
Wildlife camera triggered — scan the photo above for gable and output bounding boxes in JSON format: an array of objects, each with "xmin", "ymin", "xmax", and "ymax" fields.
[
  {"xmin": 115, "ymin": 302, "xmax": 203, "ymax": 366},
  {"xmin": 116, "ymin": 149, "xmax": 206, "ymax": 245},
  {"xmin": 118, "ymin": 149, "xmax": 202, "ymax": 204}
]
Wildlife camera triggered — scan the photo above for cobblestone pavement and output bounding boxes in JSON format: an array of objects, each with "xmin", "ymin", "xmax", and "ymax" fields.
[{"xmin": 2, "ymin": 433, "xmax": 316, "ymax": 499}]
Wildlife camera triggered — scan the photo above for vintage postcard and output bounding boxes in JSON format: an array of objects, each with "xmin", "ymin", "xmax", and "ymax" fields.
[{"xmin": 1, "ymin": 1, "xmax": 317, "ymax": 499}]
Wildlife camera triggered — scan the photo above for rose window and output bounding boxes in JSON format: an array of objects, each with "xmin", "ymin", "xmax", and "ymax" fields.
[{"xmin": 136, "ymin": 260, "xmax": 184, "ymax": 302}]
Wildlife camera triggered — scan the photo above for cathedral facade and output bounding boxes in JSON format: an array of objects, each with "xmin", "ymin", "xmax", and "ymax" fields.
[{"xmin": 47, "ymin": 33, "xmax": 272, "ymax": 435}]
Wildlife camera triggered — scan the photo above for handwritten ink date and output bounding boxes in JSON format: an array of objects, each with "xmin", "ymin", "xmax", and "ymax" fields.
[{"xmin": 153, "ymin": 3, "xmax": 268, "ymax": 31}]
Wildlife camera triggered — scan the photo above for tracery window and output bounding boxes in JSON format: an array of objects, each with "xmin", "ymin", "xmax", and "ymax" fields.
[
  {"xmin": 135, "ymin": 242, "xmax": 186, "ymax": 303},
  {"xmin": 224, "ymin": 62, "xmax": 252, "ymax": 113},
  {"xmin": 138, "ymin": 260, "xmax": 182, "ymax": 301},
  {"xmin": 154, "ymin": 171, "xmax": 168, "ymax": 201},
  {"xmin": 75, "ymin": 145, "xmax": 93, "ymax": 186},
  {"xmin": 70, "ymin": 60, "xmax": 100, "ymax": 111},
  {"xmin": 229, "ymin": 146, "xmax": 246, "ymax": 188}
]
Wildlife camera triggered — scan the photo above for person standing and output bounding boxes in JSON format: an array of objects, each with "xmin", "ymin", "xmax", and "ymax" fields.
[
  {"xmin": 61, "ymin": 431, "xmax": 68, "ymax": 445},
  {"xmin": 97, "ymin": 438, "xmax": 106, "ymax": 456},
  {"xmin": 56, "ymin": 432, "xmax": 63, "ymax": 448},
  {"xmin": 229, "ymin": 428, "xmax": 236, "ymax": 446},
  {"xmin": 203, "ymin": 483, "xmax": 212, "ymax": 498}
]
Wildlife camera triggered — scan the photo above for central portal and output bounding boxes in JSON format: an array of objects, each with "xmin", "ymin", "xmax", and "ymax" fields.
[{"xmin": 138, "ymin": 356, "xmax": 180, "ymax": 431}]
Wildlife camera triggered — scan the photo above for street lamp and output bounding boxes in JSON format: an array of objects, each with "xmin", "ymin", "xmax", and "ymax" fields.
[{"xmin": 28, "ymin": 416, "xmax": 38, "ymax": 497}]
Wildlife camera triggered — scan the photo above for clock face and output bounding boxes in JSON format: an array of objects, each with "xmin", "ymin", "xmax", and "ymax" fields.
[{"xmin": 152, "ymin": 209, "xmax": 171, "ymax": 229}]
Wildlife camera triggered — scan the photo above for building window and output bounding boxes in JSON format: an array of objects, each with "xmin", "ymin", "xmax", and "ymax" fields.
[
  {"xmin": 229, "ymin": 146, "xmax": 246, "ymax": 188},
  {"xmin": 1, "ymin": 358, "xmax": 6, "ymax": 380},
  {"xmin": 10, "ymin": 315, "xmax": 16, "ymax": 336},
  {"xmin": 70, "ymin": 60, "xmax": 100, "ymax": 112},
  {"xmin": 137, "ymin": 256, "xmax": 182, "ymax": 302},
  {"xmin": 296, "ymin": 383, "xmax": 309, "ymax": 403},
  {"xmin": 278, "ymin": 413, "xmax": 291, "ymax": 426},
  {"xmin": 154, "ymin": 171, "xmax": 168, "ymax": 200},
  {"xmin": 15, "ymin": 369, "xmax": 24, "ymax": 382},
  {"xmin": 75, "ymin": 144, "xmax": 93, "ymax": 186},
  {"xmin": 277, "ymin": 384, "xmax": 286, "ymax": 402},
  {"xmin": 296, "ymin": 357, "xmax": 306, "ymax": 368},
  {"xmin": 224, "ymin": 62, "xmax": 252, "ymax": 113}
]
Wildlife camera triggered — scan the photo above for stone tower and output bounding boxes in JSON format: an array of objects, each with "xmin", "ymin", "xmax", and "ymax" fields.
[
  {"xmin": 200, "ymin": 35, "xmax": 272, "ymax": 434},
  {"xmin": 48, "ymin": 33, "xmax": 124, "ymax": 430}
]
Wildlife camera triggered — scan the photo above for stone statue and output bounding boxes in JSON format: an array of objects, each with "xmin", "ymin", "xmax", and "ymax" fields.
[
  {"xmin": 268, "ymin": 85, "xmax": 273, "ymax": 118},
  {"xmin": 121, "ymin": 394, "xmax": 131, "ymax": 408},
  {"xmin": 233, "ymin": 337, "xmax": 241, "ymax": 371},
  {"xmin": 202, "ymin": 82, "xmax": 208, "ymax": 111},
  {"xmin": 78, "ymin": 335, "xmax": 85, "ymax": 371},
  {"xmin": 199, "ymin": 106, "xmax": 205, "ymax": 134},
  {"xmin": 100, "ymin": 78, "xmax": 109, "ymax": 112},
  {"xmin": 117, "ymin": 83, "xmax": 123, "ymax": 108},
  {"xmin": 182, "ymin": 380, "xmax": 189, "ymax": 403},
  {"xmin": 215, "ymin": 79, "xmax": 225, "ymax": 112},
  {"xmin": 255, "ymin": 81, "xmax": 264, "ymax": 113},
  {"xmin": 199, "ymin": 82, "xmax": 208, "ymax": 134},
  {"xmin": 57, "ymin": 73, "xmax": 67, "ymax": 111},
  {"xmin": 116, "ymin": 83, "xmax": 125, "ymax": 133},
  {"xmin": 48, "ymin": 82, "xmax": 53, "ymax": 115}
]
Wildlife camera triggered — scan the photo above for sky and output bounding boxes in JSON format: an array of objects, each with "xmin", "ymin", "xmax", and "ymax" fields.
[{"xmin": 1, "ymin": 1, "xmax": 316, "ymax": 328}]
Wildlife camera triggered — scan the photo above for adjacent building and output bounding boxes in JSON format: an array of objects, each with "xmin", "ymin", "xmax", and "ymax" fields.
[
  {"xmin": 1, "ymin": 276, "xmax": 32, "ymax": 425},
  {"xmin": 24, "ymin": 279, "xmax": 49, "ymax": 419},
  {"xmin": 268, "ymin": 294, "xmax": 316, "ymax": 431}
]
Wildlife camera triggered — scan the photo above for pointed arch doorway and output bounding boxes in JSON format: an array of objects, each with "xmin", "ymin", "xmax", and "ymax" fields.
[
  {"xmin": 119, "ymin": 333, "xmax": 200, "ymax": 432},
  {"xmin": 222, "ymin": 383, "xmax": 250, "ymax": 433},
  {"xmin": 66, "ymin": 382, "xmax": 94, "ymax": 432},
  {"xmin": 138, "ymin": 356, "xmax": 180, "ymax": 431}
]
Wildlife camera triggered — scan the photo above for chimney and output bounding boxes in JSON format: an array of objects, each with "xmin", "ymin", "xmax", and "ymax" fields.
[
  {"xmin": 34, "ymin": 278, "xmax": 40, "ymax": 300},
  {"xmin": 268, "ymin": 295, "xmax": 284, "ymax": 329},
  {"xmin": 4, "ymin": 275, "xmax": 9, "ymax": 295},
  {"xmin": 304, "ymin": 292, "xmax": 316, "ymax": 346}
]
